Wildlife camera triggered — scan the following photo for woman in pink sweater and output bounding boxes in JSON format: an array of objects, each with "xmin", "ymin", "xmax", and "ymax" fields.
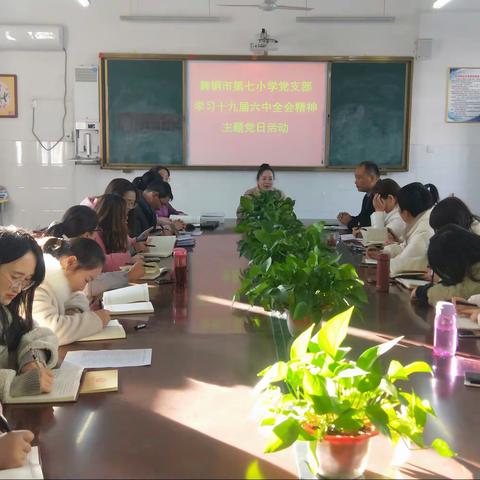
[{"xmin": 93, "ymin": 194, "xmax": 141, "ymax": 272}]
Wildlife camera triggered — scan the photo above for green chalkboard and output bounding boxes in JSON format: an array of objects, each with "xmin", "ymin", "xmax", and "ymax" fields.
[
  {"xmin": 327, "ymin": 62, "xmax": 411, "ymax": 170},
  {"xmin": 101, "ymin": 58, "xmax": 184, "ymax": 167}
]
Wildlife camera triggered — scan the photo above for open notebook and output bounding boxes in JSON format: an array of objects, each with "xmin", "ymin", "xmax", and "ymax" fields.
[
  {"xmin": 0, "ymin": 447, "xmax": 43, "ymax": 479},
  {"xmin": 395, "ymin": 278, "xmax": 430, "ymax": 290},
  {"xmin": 77, "ymin": 319, "xmax": 126, "ymax": 342},
  {"xmin": 144, "ymin": 236, "xmax": 176, "ymax": 258},
  {"xmin": 120, "ymin": 264, "xmax": 170, "ymax": 281},
  {"xmin": 3, "ymin": 361, "xmax": 84, "ymax": 404},
  {"xmin": 102, "ymin": 284, "xmax": 153, "ymax": 315}
]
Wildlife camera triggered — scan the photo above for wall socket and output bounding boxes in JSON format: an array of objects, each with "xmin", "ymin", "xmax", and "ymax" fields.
[{"xmin": 64, "ymin": 131, "xmax": 74, "ymax": 142}]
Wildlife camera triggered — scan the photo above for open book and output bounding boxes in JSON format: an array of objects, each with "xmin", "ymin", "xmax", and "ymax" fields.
[
  {"xmin": 3, "ymin": 361, "xmax": 84, "ymax": 404},
  {"xmin": 360, "ymin": 227, "xmax": 388, "ymax": 246},
  {"xmin": 102, "ymin": 284, "xmax": 153, "ymax": 315},
  {"xmin": 77, "ymin": 319, "xmax": 126, "ymax": 342},
  {"xmin": 144, "ymin": 236, "xmax": 176, "ymax": 258},
  {"xmin": 457, "ymin": 316, "xmax": 480, "ymax": 330},
  {"xmin": 170, "ymin": 214, "xmax": 201, "ymax": 225},
  {"xmin": 395, "ymin": 278, "xmax": 430, "ymax": 290},
  {"xmin": 0, "ymin": 447, "xmax": 43, "ymax": 479},
  {"xmin": 120, "ymin": 264, "xmax": 170, "ymax": 281}
]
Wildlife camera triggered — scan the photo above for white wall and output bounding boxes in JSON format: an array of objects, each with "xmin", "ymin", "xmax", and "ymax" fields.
[{"xmin": 0, "ymin": 0, "xmax": 479, "ymax": 228}]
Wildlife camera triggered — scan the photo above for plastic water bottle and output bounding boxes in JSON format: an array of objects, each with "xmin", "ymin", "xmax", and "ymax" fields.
[{"xmin": 433, "ymin": 301, "xmax": 457, "ymax": 357}]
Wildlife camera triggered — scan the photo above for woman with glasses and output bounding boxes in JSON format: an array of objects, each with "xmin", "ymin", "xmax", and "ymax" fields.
[
  {"xmin": 33, "ymin": 237, "xmax": 110, "ymax": 346},
  {"xmin": 46, "ymin": 205, "xmax": 144, "ymax": 300},
  {"xmin": 0, "ymin": 227, "xmax": 58, "ymax": 403}
]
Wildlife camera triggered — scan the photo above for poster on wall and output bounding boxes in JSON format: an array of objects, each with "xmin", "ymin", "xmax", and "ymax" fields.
[
  {"xmin": 447, "ymin": 67, "xmax": 480, "ymax": 123},
  {"xmin": 0, "ymin": 74, "xmax": 18, "ymax": 118}
]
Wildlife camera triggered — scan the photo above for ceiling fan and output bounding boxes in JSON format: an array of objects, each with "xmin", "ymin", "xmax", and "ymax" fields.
[{"xmin": 217, "ymin": 0, "xmax": 313, "ymax": 12}]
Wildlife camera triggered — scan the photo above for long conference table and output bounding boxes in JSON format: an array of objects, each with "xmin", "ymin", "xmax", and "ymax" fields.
[{"xmin": 4, "ymin": 221, "xmax": 480, "ymax": 479}]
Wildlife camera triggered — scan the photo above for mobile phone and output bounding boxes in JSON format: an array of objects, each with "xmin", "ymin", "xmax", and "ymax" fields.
[
  {"xmin": 464, "ymin": 371, "xmax": 480, "ymax": 387},
  {"xmin": 136, "ymin": 227, "xmax": 154, "ymax": 242},
  {"xmin": 458, "ymin": 329, "xmax": 480, "ymax": 338}
]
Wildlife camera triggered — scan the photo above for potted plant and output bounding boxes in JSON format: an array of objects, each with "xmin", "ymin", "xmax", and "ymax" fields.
[
  {"xmin": 236, "ymin": 221, "xmax": 367, "ymax": 335},
  {"xmin": 254, "ymin": 307, "xmax": 454, "ymax": 478}
]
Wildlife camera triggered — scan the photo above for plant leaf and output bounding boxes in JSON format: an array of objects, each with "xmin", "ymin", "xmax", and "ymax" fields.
[
  {"xmin": 245, "ymin": 460, "xmax": 265, "ymax": 480},
  {"xmin": 431, "ymin": 438, "xmax": 456, "ymax": 458},
  {"xmin": 366, "ymin": 404, "xmax": 390, "ymax": 437},
  {"xmin": 357, "ymin": 336, "xmax": 404, "ymax": 371},
  {"xmin": 314, "ymin": 307, "xmax": 354, "ymax": 358},
  {"xmin": 293, "ymin": 301, "xmax": 309, "ymax": 321},
  {"xmin": 290, "ymin": 323, "xmax": 315, "ymax": 360},
  {"xmin": 402, "ymin": 361, "xmax": 432, "ymax": 377},
  {"xmin": 254, "ymin": 362, "xmax": 288, "ymax": 395},
  {"xmin": 265, "ymin": 417, "xmax": 301, "ymax": 453},
  {"xmin": 357, "ymin": 373, "xmax": 382, "ymax": 392}
]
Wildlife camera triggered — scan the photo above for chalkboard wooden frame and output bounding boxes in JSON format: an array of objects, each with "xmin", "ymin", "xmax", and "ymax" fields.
[{"xmin": 99, "ymin": 53, "xmax": 413, "ymax": 172}]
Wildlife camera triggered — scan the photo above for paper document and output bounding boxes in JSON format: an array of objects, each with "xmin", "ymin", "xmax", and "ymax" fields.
[
  {"xmin": 105, "ymin": 302, "xmax": 153, "ymax": 315},
  {"xmin": 80, "ymin": 369, "xmax": 119, "ymax": 394},
  {"xmin": 78, "ymin": 319, "xmax": 126, "ymax": 342},
  {"xmin": 144, "ymin": 236, "xmax": 177, "ymax": 258},
  {"xmin": 457, "ymin": 316, "xmax": 480, "ymax": 330},
  {"xmin": 103, "ymin": 283, "xmax": 149, "ymax": 305},
  {"xmin": 4, "ymin": 361, "xmax": 84, "ymax": 404},
  {"xmin": 64, "ymin": 349, "xmax": 152, "ymax": 368},
  {"xmin": 362, "ymin": 257, "xmax": 377, "ymax": 265},
  {"xmin": 0, "ymin": 447, "xmax": 43, "ymax": 479},
  {"xmin": 170, "ymin": 214, "xmax": 201, "ymax": 224},
  {"xmin": 340, "ymin": 234, "xmax": 356, "ymax": 242},
  {"xmin": 395, "ymin": 278, "xmax": 430, "ymax": 290}
]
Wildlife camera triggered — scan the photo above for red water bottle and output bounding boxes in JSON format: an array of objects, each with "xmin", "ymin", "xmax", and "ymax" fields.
[
  {"xmin": 173, "ymin": 247, "xmax": 187, "ymax": 287},
  {"xmin": 376, "ymin": 252, "xmax": 390, "ymax": 293}
]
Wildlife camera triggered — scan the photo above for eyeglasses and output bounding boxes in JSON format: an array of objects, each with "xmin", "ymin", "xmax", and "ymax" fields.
[{"xmin": 0, "ymin": 270, "xmax": 35, "ymax": 292}]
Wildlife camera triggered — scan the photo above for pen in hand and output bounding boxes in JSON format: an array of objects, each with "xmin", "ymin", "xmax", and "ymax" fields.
[
  {"xmin": 0, "ymin": 412, "xmax": 11, "ymax": 432},
  {"xmin": 30, "ymin": 348, "xmax": 46, "ymax": 369}
]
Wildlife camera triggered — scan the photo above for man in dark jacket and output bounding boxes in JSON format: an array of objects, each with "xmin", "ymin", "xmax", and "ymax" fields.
[
  {"xmin": 337, "ymin": 161, "xmax": 380, "ymax": 229},
  {"xmin": 131, "ymin": 180, "xmax": 166, "ymax": 237}
]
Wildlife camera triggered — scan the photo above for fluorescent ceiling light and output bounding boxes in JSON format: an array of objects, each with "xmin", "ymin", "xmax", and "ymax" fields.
[
  {"xmin": 433, "ymin": 0, "xmax": 452, "ymax": 8},
  {"xmin": 296, "ymin": 16, "xmax": 395, "ymax": 23},
  {"xmin": 120, "ymin": 15, "xmax": 228, "ymax": 22},
  {"xmin": 77, "ymin": 0, "xmax": 91, "ymax": 7}
]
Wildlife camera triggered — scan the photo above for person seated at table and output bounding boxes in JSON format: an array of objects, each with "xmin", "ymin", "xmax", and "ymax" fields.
[
  {"xmin": 413, "ymin": 225, "xmax": 480, "ymax": 306},
  {"xmin": 0, "ymin": 227, "xmax": 57, "ymax": 401},
  {"xmin": 429, "ymin": 197, "xmax": 480, "ymax": 234},
  {"xmin": 46, "ymin": 205, "xmax": 144, "ymax": 299},
  {"xmin": 132, "ymin": 167, "xmax": 185, "ymax": 220},
  {"xmin": 424, "ymin": 183, "xmax": 440, "ymax": 205},
  {"xmin": 93, "ymin": 194, "xmax": 143, "ymax": 272},
  {"xmin": 81, "ymin": 178, "xmax": 142, "ymax": 241},
  {"xmin": 132, "ymin": 180, "xmax": 182, "ymax": 237},
  {"xmin": 337, "ymin": 161, "xmax": 380, "ymax": 229},
  {"xmin": 236, "ymin": 163, "xmax": 285, "ymax": 217},
  {"xmin": 354, "ymin": 178, "xmax": 405, "ymax": 242},
  {"xmin": 368, "ymin": 182, "xmax": 434, "ymax": 276},
  {"xmin": 33, "ymin": 237, "xmax": 110, "ymax": 346}
]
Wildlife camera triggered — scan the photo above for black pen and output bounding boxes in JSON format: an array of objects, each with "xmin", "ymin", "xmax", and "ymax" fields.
[{"xmin": 0, "ymin": 412, "xmax": 11, "ymax": 432}]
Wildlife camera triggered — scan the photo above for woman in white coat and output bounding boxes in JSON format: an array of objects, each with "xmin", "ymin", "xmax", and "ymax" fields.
[
  {"xmin": 33, "ymin": 237, "xmax": 110, "ymax": 346},
  {"xmin": 368, "ymin": 182, "xmax": 434, "ymax": 276}
]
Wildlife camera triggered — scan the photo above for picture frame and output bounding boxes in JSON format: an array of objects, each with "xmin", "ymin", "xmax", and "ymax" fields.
[{"xmin": 0, "ymin": 74, "xmax": 18, "ymax": 118}]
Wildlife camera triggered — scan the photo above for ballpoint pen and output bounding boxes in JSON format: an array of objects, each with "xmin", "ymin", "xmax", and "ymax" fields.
[
  {"xmin": 30, "ymin": 348, "xmax": 46, "ymax": 369},
  {"xmin": 0, "ymin": 412, "xmax": 11, "ymax": 432}
]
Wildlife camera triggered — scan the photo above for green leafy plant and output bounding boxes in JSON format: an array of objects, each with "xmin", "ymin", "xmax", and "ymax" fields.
[
  {"xmin": 254, "ymin": 307, "xmax": 455, "ymax": 459},
  {"xmin": 235, "ymin": 191, "xmax": 367, "ymax": 323}
]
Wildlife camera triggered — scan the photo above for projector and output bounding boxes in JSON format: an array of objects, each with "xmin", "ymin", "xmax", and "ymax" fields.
[{"xmin": 250, "ymin": 28, "xmax": 279, "ymax": 54}]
